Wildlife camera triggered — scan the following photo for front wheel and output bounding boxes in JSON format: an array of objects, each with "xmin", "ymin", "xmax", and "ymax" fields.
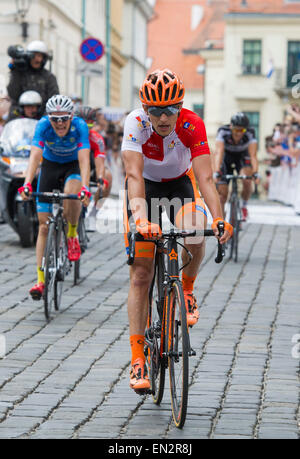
[
  {"xmin": 167, "ymin": 280, "xmax": 189, "ymax": 428},
  {"xmin": 43, "ymin": 222, "xmax": 57, "ymax": 320},
  {"xmin": 55, "ymin": 219, "xmax": 69, "ymax": 311},
  {"xmin": 229, "ymin": 199, "xmax": 239, "ymax": 262},
  {"xmin": 147, "ymin": 259, "xmax": 166, "ymax": 405}
]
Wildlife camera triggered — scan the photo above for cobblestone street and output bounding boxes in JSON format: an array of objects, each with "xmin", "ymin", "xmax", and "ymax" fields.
[{"xmin": 0, "ymin": 206, "xmax": 299, "ymax": 439}]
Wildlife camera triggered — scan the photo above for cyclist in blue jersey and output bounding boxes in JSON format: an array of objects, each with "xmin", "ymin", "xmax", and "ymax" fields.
[{"xmin": 19, "ymin": 94, "xmax": 91, "ymax": 300}]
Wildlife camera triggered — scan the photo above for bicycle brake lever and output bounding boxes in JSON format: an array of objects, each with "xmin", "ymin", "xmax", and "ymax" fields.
[{"xmin": 215, "ymin": 221, "xmax": 225, "ymax": 264}]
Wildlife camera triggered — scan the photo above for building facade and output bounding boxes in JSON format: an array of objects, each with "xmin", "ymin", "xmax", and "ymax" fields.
[
  {"xmin": 121, "ymin": 0, "xmax": 155, "ymax": 110},
  {"xmin": 0, "ymin": 0, "xmax": 108, "ymax": 106},
  {"xmin": 200, "ymin": 0, "xmax": 300, "ymax": 156}
]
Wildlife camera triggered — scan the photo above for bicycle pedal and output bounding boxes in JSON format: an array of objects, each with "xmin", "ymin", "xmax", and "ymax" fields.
[{"xmin": 189, "ymin": 348, "xmax": 196, "ymax": 357}]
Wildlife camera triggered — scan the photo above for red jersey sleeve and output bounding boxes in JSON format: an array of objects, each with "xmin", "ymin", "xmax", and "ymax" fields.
[
  {"xmin": 176, "ymin": 109, "xmax": 210, "ymax": 159},
  {"xmin": 89, "ymin": 130, "xmax": 106, "ymax": 159}
]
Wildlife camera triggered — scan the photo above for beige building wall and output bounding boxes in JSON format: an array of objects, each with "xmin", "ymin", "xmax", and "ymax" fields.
[
  {"xmin": 110, "ymin": 0, "xmax": 127, "ymax": 108},
  {"xmin": 202, "ymin": 14, "xmax": 300, "ymax": 159}
]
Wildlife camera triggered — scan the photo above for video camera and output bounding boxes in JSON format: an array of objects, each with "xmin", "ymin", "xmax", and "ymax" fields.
[{"xmin": 7, "ymin": 45, "xmax": 34, "ymax": 70}]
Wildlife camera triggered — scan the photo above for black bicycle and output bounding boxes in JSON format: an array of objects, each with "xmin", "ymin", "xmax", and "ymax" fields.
[
  {"xmin": 221, "ymin": 173, "xmax": 253, "ymax": 262},
  {"xmin": 32, "ymin": 190, "xmax": 79, "ymax": 320},
  {"xmin": 127, "ymin": 222, "xmax": 225, "ymax": 428}
]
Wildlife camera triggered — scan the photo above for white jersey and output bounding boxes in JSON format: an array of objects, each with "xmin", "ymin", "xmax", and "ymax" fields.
[{"xmin": 121, "ymin": 108, "xmax": 210, "ymax": 182}]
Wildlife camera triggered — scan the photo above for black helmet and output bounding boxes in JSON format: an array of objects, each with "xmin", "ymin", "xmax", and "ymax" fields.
[
  {"xmin": 230, "ymin": 112, "xmax": 249, "ymax": 129},
  {"xmin": 75, "ymin": 105, "xmax": 97, "ymax": 123}
]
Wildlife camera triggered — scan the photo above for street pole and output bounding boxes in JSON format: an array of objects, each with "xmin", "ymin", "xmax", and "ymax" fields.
[
  {"xmin": 105, "ymin": 0, "xmax": 111, "ymax": 107},
  {"xmin": 81, "ymin": 0, "xmax": 86, "ymax": 103}
]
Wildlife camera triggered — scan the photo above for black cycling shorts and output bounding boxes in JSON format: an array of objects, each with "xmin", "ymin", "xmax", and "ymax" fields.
[
  {"xmin": 123, "ymin": 168, "xmax": 207, "ymax": 258},
  {"xmin": 219, "ymin": 150, "xmax": 252, "ymax": 185},
  {"xmin": 36, "ymin": 158, "xmax": 81, "ymax": 213}
]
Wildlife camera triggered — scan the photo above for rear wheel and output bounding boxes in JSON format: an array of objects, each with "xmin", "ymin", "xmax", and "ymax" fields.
[
  {"xmin": 44, "ymin": 223, "xmax": 56, "ymax": 320},
  {"xmin": 167, "ymin": 280, "xmax": 189, "ymax": 429}
]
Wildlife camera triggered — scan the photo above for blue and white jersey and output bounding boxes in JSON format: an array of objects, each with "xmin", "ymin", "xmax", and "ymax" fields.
[{"xmin": 32, "ymin": 116, "xmax": 90, "ymax": 163}]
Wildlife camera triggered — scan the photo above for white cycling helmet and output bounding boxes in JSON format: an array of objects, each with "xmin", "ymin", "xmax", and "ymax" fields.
[
  {"xmin": 46, "ymin": 94, "xmax": 74, "ymax": 114},
  {"xmin": 26, "ymin": 40, "xmax": 48, "ymax": 56},
  {"xmin": 19, "ymin": 90, "xmax": 42, "ymax": 106}
]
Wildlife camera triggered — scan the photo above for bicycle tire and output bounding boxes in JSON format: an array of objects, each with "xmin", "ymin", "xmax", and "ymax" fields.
[
  {"xmin": 55, "ymin": 218, "xmax": 68, "ymax": 310},
  {"xmin": 234, "ymin": 203, "xmax": 241, "ymax": 263},
  {"xmin": 74, "ymin": 210, "xmax": 88, "ymax": 285},
  {"xmin": 147, "ymin": 260, "xmax": 166, "ymax": 405},
  {"xmin": 167, "ymin": 280, "xmax": 189, "ymax": 428},
  {"xmin": 44, "ymin": 222, "xmax": 57, "ymax": 320},
  {"xmin": 229, "ymin": 199, "xmax": 237, "ymax": 260}
]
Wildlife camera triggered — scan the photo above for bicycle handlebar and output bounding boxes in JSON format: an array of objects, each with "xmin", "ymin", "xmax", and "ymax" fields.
[
  {"xmin": 127, "ymin": 222, "xmax": 225, "ymax": 266},
  {"xmin": 221, "ymin": 174, "xmax": 254, "ymax": 180},
  {"xmin": 32, "ymin": 191, "xmax": 79, "ymax": 201}
]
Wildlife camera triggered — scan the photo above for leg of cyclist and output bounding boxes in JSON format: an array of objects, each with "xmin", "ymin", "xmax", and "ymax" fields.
[
  {"xmin": 240, "ymin": 163, "xmax": 253, "ymax": 221},
  {"xmin": 172, "ymin": 170, "xmax": 207, "ymax": 327},
  {"xmin": 128, "ymin": 255, "xmax": 154, "ymax": 390},
  {"xmin": 30, "ymin": 209, "xmax": 51, "ymax": 300},
  {"xmin": 63, "ymin": 176, "xmax": 82, "ymax": 261}
]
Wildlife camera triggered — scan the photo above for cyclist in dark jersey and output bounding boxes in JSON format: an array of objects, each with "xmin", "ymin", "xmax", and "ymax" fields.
[{"xmin": 214, "ymin": 112, "xmax": 259, "ymax": 221}]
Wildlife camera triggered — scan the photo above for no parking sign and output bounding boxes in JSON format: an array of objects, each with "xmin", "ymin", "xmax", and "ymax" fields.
[{"xmin": 80, "ymin": 37, "xmax": 105, "ymax": 62}]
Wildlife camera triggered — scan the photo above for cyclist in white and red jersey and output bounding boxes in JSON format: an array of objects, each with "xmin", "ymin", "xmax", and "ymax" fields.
[
  {"xmin": 121, "ymin": 68, "xmax": 233, "ymax": 393},
  {"xmin": 75, "ymin": 106, "xmax": 112, "ymax": 200}
]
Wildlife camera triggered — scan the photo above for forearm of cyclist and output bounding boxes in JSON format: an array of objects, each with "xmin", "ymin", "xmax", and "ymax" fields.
[
  {"xmin": 214, "ymin": 140, "xmax": 225, "ymax": 172},
  {"xmin": 78, "ymin": 148, "xmax": 91, "ymax": 188},
  {"xmin": 122, "ymin": 150, "xmax": 148, "ymax": 222},
  {"xmin": 95, "ymin": 156, "xmax": 105, "ymax": 182},
  {"xmin": 248, "ymin": 143, "xmax": 259, "ymax": 174},
  {"xmin": 24, "ymin": 145, "xmax": 43, "ymax": 185}
]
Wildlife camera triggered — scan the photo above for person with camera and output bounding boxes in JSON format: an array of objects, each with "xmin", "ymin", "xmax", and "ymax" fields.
[
  {"xmin": 7, "ymin": 40, "xmax": 59, "ymax": 119},
  {"xmin": 8, "ymin": 90, "xmax": 43, "ymax": 121}
]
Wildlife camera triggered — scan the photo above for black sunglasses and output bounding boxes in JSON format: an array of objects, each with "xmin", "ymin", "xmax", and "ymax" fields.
[
  {"xmin": 148, "ymin": 105, "xmax": 180, "ymax": 117},
  {"xmin": 49, "ymin": 114, "xmax": 72, "ymax": 123}
]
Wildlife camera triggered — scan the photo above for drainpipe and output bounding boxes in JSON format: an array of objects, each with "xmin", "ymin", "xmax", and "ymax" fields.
[
  {"xmin": 81, "ymin": 0, "xmax": 86, "ymax": 103},
  {"xmin": 106, "ymin": 0, "xmax": 111, "ymax": 107}
]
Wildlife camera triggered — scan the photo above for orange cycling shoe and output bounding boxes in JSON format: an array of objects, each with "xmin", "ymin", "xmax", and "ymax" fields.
[
  {"xmin": 184, "ymin": 291, "xmax": 200, "ymax": 327},
  {"xmin": 67, "ymin": 236, "xmax": 81, "ymax": 261},
  {"xmin": 129, "ymin": 358, "xmax": 150, "ymax": 392},
  {"xmin": 30, "ymin": 282, "xmax": 45, "ymax": 301}
]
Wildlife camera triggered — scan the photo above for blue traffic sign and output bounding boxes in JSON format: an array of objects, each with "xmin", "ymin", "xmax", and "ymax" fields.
[{"xmin": 80, "ymin": 37, "xmax": 105, "ymax": 62}]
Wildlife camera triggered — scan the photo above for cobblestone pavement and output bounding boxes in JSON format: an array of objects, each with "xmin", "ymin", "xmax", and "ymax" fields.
[{"xmin": 0, "ymin": 214, "xmax": 299, "ymax": 439}]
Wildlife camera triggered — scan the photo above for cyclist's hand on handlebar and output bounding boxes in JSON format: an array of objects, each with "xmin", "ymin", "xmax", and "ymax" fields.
[
  {"xmin": 252, "ymin": 172, "xmax": 260, "ymax": 185},
  {"xmin": 97, "ymin": 177, "xmax": 109, "ymax": 191},
  {"xmin": 212, "ymin": 217, "xmax": 233, "ymax": 244},
  {"xmin": 136, "ymin": 218, "xmax": 162, "ymax": 240},
  {"xmin": 78, "ymin": 186, "xmax": 91, "ymax": 207},
  {"xmin": 18, "ymin": 182, "xmax": 32, "ymax": 201},
  {"xmin": 213, "ymin": 171, "xmax": 222, "ymax": 183}
]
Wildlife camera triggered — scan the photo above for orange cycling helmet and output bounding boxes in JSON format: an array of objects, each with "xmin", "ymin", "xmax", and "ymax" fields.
[{"xmin": 139, "ymin": 69, "xmax": 185, "ymax": 106}]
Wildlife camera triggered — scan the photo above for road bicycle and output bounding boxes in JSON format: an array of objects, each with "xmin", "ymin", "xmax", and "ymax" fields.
[
  {"xmin": 127, "ymin": 221, "xmax": 225, "ymax": 428},
  {"xmin": 221, "ymin": 173, "xmax": 253, "ymax": 263},
  {"xmin": 32, "ymin": 190, "xmax": 79, "ymax": 320}
]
